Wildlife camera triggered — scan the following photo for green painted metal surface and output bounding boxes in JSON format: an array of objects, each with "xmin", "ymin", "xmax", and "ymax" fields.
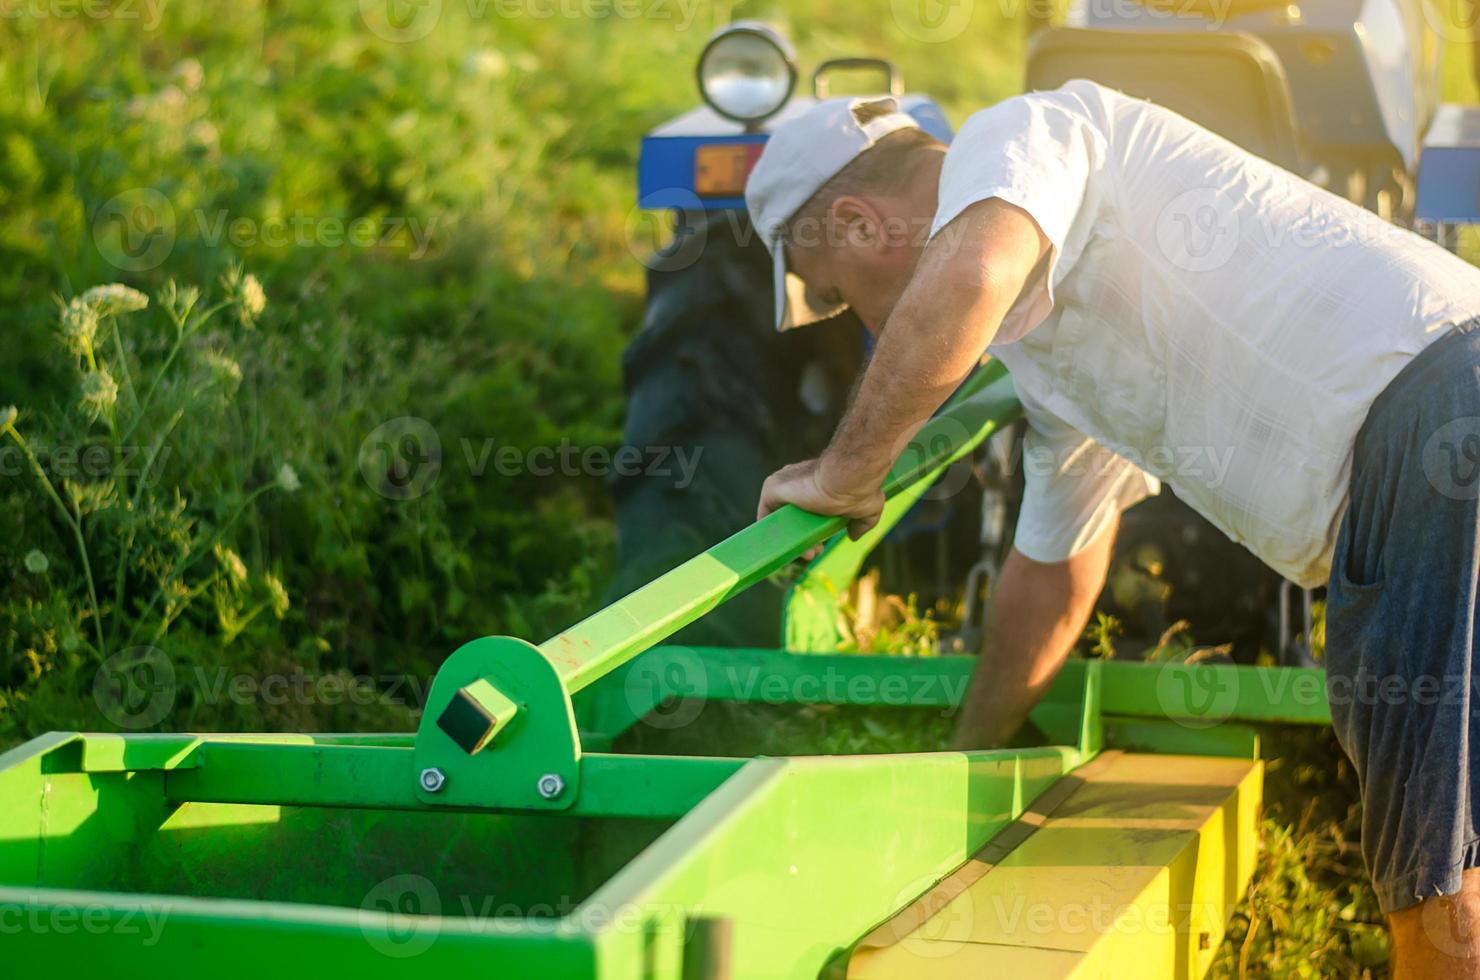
[
  {"xmin": 782, "ymin": 359, "xmax": 1022, "ymax": 653},
  {"xmin": 578, "ymin": 648, "xmax": 1330, "ymax": 740},
  {"xmin": 0, "ymin": 668, "xmax": 1101, "ymax": 978},
  {"xmin": 0, "ymin": 658, "xmax": 1322, "ymax": 976}
]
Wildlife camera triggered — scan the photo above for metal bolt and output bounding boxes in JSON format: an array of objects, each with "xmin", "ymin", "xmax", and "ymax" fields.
[
  {"xmin": 536, "ymin": 773, "xmax": 565, "ymax": 799},
  {"xmin": 419, "ymin": 767, "xmax": 447, "ymax": 793}
]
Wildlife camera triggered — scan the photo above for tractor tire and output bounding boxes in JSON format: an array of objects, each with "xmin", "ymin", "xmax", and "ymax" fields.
[{"xmin": 606, "ymin": 210, "xmax": 864, "ymax": 646}]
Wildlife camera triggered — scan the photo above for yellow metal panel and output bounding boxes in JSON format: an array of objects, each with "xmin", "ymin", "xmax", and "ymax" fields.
[
  {"xmin": 847, "ymin": 752, "xmax": 1263, "ymax": 980},
  {"xmin": 849, "ymin": 937, "xmax": 1085, "ymax": 979}
]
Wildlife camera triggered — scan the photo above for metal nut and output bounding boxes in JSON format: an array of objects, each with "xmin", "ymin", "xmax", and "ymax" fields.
[
  {"xmin": 536, "ymin": 773, "xmax": 565, "ymax": 799},
  {"xmin": 419, "ymin": 767, "xmax": 447, "ymax": 793}
]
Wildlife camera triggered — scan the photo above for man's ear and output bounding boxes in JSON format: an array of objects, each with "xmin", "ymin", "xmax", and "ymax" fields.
[{"xmin": 829, "ymin": 195, "xmax": 885, "ymax": 253}]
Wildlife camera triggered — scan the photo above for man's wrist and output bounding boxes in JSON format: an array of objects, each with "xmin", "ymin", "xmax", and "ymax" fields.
[{"xmin": 817, "ymin": 446, "xmax": 891, "ymax": 498}]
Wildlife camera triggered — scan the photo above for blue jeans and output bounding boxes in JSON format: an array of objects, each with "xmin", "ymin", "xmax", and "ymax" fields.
[{"xmin": 1327, "ymin": 318, "xmax": 1480, "ymax": 914}]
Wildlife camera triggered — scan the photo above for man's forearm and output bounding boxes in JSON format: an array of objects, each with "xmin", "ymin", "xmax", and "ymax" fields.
[
  {"xmin": 818, "ymin": 200, "xmax": 1049, "ymax": 492},
  {"xmin": 952, "ymin": 529, "xmax": 1116, "ymax": 749},
  {"xmin": 819, "ymin": 274, "xmax": 996, "ymax": 490}
]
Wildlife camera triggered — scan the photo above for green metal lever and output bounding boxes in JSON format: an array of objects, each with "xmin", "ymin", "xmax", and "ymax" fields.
[
  {"xmin": 431, "ymin": 360, "xmax": 1020, "ymax": 757},
  {"xmin": 539, "ymin": 357, "xmax": 1019, "ymax": 692}
]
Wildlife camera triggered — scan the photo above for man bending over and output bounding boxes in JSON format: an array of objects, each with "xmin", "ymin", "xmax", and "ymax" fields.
[{"xmin": 748, "ymin": 83, "xmax": 1480, "ymax": 977}]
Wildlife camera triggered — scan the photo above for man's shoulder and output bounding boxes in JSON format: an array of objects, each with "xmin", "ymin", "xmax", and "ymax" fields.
[
  {"xmin": 956, "ymin": 80, "xmax": 1117, "ymax": 141},
  {"xmin": 985, "ymin": 78, "xmax": 1118, "ymax": 114}
]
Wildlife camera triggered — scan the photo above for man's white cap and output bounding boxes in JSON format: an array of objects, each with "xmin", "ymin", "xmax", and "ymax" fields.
[{"xmin": 745, "ymin": 96, "xmax": 921, "ymax": 331}]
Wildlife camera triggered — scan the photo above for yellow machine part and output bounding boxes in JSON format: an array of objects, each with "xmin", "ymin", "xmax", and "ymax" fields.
[{"xmin": 848, "ymin": 750, "xmax": 1263, "ymax": 980}]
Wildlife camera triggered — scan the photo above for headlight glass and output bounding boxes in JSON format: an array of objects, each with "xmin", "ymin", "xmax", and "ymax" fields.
[{"xmin": 697, "ymin": 23, "xmax": 796, "ymax": 124}]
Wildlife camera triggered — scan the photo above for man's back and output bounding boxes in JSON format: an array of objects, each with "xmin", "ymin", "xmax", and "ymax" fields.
[{"xmin": 933, "ymin": 79, "xmax": 1480, "ymax": 584}]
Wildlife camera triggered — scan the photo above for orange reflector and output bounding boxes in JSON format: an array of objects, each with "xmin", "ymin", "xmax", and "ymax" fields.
[{"xmin": 695, "ymin": 143, "xmax": 764, "ymax": 197}]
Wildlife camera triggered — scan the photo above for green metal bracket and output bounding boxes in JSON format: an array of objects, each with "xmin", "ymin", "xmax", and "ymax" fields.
[
  {"xmin": 414, "ymin": 636, "xmax": 583, "ymax": 810},
  {"xmin": 411, "ymin": 363, "xmax": 1028, "ymax": 810}
]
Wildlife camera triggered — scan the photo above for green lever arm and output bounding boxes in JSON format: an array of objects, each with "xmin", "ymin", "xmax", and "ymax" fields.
[
  {"xmin": 436, "ymin": 360, "xmax": 1021, "ymax": 756},
  {"xmin": 540, "ymin": 358, "xmax": 1020, "ymax": 691}
]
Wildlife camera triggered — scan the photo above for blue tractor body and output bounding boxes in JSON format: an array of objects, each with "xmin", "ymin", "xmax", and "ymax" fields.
[{"xmin": 637, "ymin": 96, "xmax": 953, "ymax": 211}]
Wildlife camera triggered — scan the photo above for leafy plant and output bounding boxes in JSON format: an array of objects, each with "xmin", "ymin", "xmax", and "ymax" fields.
[{"xmin": 1083, "ymin": 610, "xmax": 1123, "ymax": 659}]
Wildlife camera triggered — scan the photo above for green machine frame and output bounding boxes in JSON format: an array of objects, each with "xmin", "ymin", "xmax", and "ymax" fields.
[{"xmin": 0, "ymin": 362, "xmax": 1331, "ymax": 978}]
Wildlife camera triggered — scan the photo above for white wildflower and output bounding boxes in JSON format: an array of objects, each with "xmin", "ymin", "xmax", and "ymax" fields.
[
  {"xmin": 214, "ymin": 545, "xmax": 248, "ymax": 586},
  {"xmin": 220, "ymin": 267, "xmax": 266, "ymax": 325},
  {"xmin": 59, "ymin": 297, "xmax": 100, "ymax": 355},
  {"xmin": 240, "ymin": 274, "xmax": 266, "ymax": 318},
  {"xmin": 80, "ymin": 370, "xmax": 119, "ymax": 416},
  {"xmin": 81, "ymin": 284, "xmax": 149, "ymax": 315},
  {"xmin": 187, "ymin": 120, "xmax": 219, "ymax": 151},
  {"xmin": 264, "ymin": 573, "xmax": 289, "ymax": 618},
  {"xmin": 172, "ymin": 58, "xmax": 204, "ymax": 92},
  {"xmin": 462, "ymin": 49, "xmax": 508, "ymax": 79},
  {"xmin": 276, "ymin": 463, "xmax": 301, "ymax": 493},
  {"xmin": 200, "ymin": 350, "xmax": 243, "ymax": 390},
  {"xmin": 154, "ymin": 86, "xmax": 186, "ymax": 113},
  {"xmin": 23, "ymin": 549, "xmax": 48, "ymax": 574},
  {"xmin": 160, "ymin": 281, "xmax": 200, "ymax": 321}
]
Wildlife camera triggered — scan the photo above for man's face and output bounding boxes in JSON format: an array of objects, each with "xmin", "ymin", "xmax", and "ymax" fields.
[
  {"xmin": 784, "ymin": 153, "xmax": 943, "ymax": 334},
  {"xmin": 788, "ymin": 229, "xmax": 922, "ymax": 334}
]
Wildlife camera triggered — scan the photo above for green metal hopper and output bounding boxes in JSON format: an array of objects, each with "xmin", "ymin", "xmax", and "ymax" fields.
[{"xmin": 0, "ymin": 363, "xmax": 1330, "ymax": 978}]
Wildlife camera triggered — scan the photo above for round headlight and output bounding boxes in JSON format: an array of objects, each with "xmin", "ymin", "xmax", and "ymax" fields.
[{"xmin": 696, "ymin": 22, "xmax": 797, "ymax": 126}]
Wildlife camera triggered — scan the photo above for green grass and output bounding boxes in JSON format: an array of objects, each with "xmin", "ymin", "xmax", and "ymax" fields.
[{"xmin": 2, "ymin": 3, "xmax": 1476, "ymax": 975}]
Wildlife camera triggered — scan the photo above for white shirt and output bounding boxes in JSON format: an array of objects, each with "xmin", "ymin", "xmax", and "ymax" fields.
[{"xmin": 930, "ymin": 80, "xmax": 1480, "ymax": 587}]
